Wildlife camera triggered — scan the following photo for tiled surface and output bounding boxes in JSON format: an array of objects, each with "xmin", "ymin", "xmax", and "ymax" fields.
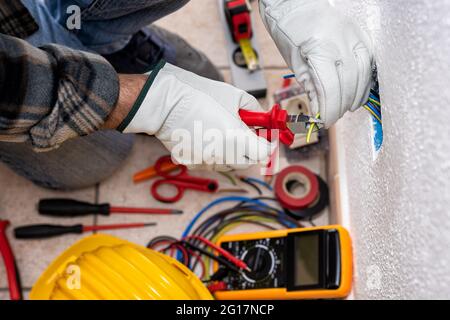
[
  {"xmin": 156, "ymin": 0, "xmax": 286, "ymax": 68},
  {"xmin": 0, "ymin": 163, "xmax": 96, "ymax": 289},
  {"xmin": 0, "ymin": 0, "xmax": 325, "ymax": 299},
  {"xmin": 0, "ymin": 289, "xmax": 10, "ymax": 301},
  {"xmin": 96, "ymin": 135, "xmax": 329, "ymax": 247}
]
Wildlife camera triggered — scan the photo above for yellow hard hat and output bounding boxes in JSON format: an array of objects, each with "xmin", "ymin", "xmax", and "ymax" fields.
[{"xmin": 30, "ymin": 234, "xmax": 213, "ymax": 300}]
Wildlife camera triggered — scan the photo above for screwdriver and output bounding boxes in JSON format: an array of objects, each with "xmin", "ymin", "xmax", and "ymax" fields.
[
  {"xmin": 38, "ymin": 199, "xmax": 183, "ymax": 217},
  {"xmin": 14, "ymin": 222, "xmax": 157, "ymax": 239}
]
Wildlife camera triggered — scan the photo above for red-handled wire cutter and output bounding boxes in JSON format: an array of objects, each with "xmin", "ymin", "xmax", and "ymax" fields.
[
  {"xmin": 0, "ymin": 220, "xmax": 22, "ymax": 300},
  {"xmin": 239, "ymin": 104, "xmax": 324, "ymax": 146},
  {"xmin": 151, "ymin": 156, "xmax": 246, "ymax": 203}
]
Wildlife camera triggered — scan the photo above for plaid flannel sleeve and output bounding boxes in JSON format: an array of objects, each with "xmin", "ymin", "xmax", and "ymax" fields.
[
  {"xmin": 0, "ymin": 0, "xmax": 39, "ymax": 39},
  {"xmin": 0, "ymin": 34, "xmax": 120, "ymax": 151}
]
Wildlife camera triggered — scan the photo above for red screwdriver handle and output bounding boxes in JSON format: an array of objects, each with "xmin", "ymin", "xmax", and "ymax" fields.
[
  {"xmin": 239, "ymin": 104, "xmax": 288, "ymax": 130},
  {"xmin": 0, "ymin": 220, "xmax": 22, "ymax": 300}
]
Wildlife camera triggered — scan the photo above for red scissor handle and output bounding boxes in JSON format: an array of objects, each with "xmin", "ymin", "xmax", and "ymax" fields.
[
  {"xmin": 151, "ymin": 178, "xmax": 218, "ymax": 203},
  {"xmin": 151, "ymin": 156, "xmax": 219, "ymax": 203},
  {"xmin": 0, "ymin": 220, "xmax": 22, "ymax": 300},
  {"xmin": 239, "ymin": 104, "xmax": 295, "ymax": 146},
  {"xmin": 154, "ymin": 156, "xmax": 186, "ymax": 178}
]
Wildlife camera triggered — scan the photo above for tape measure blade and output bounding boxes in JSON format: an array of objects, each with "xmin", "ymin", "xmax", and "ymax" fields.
[{"xmin": 239, "ymin": 38, "xmax": 259, "ymax": 71}]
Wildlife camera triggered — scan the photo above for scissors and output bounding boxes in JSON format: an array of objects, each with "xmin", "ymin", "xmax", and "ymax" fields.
[{"xmin": 151, "ymin": 156, "xmax": 245, "ymax": 203}]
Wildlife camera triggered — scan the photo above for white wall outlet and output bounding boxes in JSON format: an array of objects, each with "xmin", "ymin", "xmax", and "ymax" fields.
[{"xmin": 280, "ymin": 94, "xmax": 320, "ymax": 149}]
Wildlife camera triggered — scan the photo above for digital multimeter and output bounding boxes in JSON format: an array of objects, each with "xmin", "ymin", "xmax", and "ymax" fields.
[{"xmin": 214, "ymin": 225, "xmax": 352, "ymax": 300}]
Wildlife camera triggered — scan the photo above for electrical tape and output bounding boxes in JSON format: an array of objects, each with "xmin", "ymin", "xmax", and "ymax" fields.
[
  {"xmin": 283, "ymin": 174, "xmax": 329, "ymax": 220},
  {"xmin": 274, "ymin": 166, "xmax": 319, "ymax": 210}
]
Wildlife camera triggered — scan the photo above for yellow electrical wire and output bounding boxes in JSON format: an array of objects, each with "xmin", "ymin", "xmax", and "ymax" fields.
[
  {"xmin": 364, "ymin": 105, "xmax": 382, "ymax": 124},
  {"xmin": 219, "ymin": 172, "xmax": 237, "ymax": 186},
  {"xmin": 368, "ymin": 98, "xmax": 381, "ymax": 107},
  {"xmin": 306, "ymin": 112, "xmax": 321, "ymax": 143}
]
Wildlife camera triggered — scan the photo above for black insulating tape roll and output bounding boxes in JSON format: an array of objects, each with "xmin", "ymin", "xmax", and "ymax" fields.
[{"xmin": 284, "ymin": 174, "xmax": 329, "ymax": 220}]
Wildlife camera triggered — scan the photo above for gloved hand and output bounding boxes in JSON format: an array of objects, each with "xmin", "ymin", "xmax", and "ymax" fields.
[
  {"xmin": 259, "ymin": 0, "xmax": 374, "ymax": 127},
  {"xmin": 119, "ymin": 61, "xmax": 272, "ymax": 171}
]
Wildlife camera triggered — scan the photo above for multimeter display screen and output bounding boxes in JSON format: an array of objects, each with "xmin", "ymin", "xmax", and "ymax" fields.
[{"xmin": 294, "ymin": 233, "xmax": 320, "ymax": 287}]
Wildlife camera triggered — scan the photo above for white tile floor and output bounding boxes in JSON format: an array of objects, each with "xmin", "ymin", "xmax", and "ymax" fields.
[{"xmin": 0, "ymin": 0, "xmax": 329, "ymax": 299}]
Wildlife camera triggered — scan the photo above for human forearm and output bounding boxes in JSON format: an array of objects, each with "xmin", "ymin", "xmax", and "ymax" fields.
[{"xmin": 102, "ymin": 74, "xmax": 148, "ymax": 130}]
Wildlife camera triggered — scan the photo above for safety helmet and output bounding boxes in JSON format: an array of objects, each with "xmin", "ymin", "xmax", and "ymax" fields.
[{"xmin": 30, "ymin": 234, "xmax": 212, "ymax": 300}]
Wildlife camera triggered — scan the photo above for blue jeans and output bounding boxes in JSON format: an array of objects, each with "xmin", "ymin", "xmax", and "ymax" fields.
[
  {"xmin": 0, "ymin": 0, "xmax": 189, "ymax": 190},
  {"xmin": 27, "ymin": 0, "xmax": 189, "ymax": 53}
]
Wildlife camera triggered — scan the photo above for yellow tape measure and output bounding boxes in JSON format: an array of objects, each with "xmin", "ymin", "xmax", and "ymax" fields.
[{"xmin": 239, "ymin": 38, "xmax": 259, "ymax": 71}]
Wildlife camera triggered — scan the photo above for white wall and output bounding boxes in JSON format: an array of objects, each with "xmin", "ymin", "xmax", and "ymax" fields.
[{"xmin": 331, "ymin": 0, "xmax": 450, "ymax": 299}]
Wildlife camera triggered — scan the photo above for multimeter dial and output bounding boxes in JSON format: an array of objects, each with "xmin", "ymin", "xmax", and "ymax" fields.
[
  {"xmin": 241, "ymin": 245, "xmax": 276, "ymax": 283},
  {"xmin": 221, "ymin": 237, "xmax": 285, "ymax": 290}
]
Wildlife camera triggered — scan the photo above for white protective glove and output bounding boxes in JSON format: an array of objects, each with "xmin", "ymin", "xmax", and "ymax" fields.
[
  {"xmin": 119, "ymin": 60, "xmax": 272, "ymax": 171},
  {"xmin": 259, "ymin": 0, "xmax": 374, "ymax": 127}
]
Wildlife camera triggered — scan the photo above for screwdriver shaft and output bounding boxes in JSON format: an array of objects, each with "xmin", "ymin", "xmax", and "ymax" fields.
[
  {"xmin": 83, "ymin": 223, "xmax": 156, "ymax": 232},
  {"xmin": 110, "ymin": 207, "xmax": 183, "ymax": 215}
]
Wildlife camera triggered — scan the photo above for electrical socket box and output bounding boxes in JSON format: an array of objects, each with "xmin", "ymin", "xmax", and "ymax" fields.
[{"xmin": 277, "ymin": 88, "xmax": 319, "ymax": 149}]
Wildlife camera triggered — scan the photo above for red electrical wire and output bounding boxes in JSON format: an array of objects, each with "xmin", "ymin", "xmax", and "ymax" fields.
[
  {"xmin": 207, "ymin": 282, "xmax": 227, "ymax": 294},
  {"xmin": 175, "ymin": 244, "xmax": 190, "ymax": 265},
  {"xmin": 150, "ymin": 239, "xmax": 206, "ymax": 279},
  {"xmin": 0, "ymin": 221, "xmax": 22, "ymax": 300},
  {"xmin": 185, "ymin": 235, "xmax": 250, "ymax": 272},
  {"xmin": 148, "ymin": 240, "xmax": 174, "ymax": 251},
  {"xmin": 162, "ymin": 243, "xmax": 189, "ymax": 266},
  {"xmin": 186, "ymin": 249, "xmax": 206, "ymax": 280}
]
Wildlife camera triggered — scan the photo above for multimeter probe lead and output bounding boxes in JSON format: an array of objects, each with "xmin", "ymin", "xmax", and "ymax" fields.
[{"xmin": 148, "ymin": 196, "xmax": 303, "ymax": 282}]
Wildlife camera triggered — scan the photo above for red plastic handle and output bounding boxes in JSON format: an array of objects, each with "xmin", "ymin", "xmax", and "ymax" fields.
[
  {"xmin": 239, "ymin": 104, "xmax": 288, "ymax": 130},
  {"xmin": 0, "ymin": 220, "xmax": 22, "ymax": 300},
  {"xmin": 239, "ymin": 104, "xmax": 295, "ymax": 146},
  {"xmin": 151, "ymin": 178, "xmax": 219, "ymax": 203}
]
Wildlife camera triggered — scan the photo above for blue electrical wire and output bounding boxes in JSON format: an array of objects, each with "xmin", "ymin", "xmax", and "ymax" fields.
[
  {"xmin": 367, "ymin": 101, "xmax": 382, "ymax": 119},
  {"xmin": 182, "ymin": 196, "xmax": 286, "ymax": 238},
  {"xmin": 178, "ymin": 196, "xmax": 296, "ymax": 260},
  {"xmin": 243, "ymin": 177, "xmax": 273, "ymax": 191},
  {"xmin": 370, "ymin": 92, "xmax": 380, "ymax": 101}
]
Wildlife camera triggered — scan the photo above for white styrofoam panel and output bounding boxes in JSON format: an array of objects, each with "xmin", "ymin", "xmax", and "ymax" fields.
[{"xmin": 331, "ymin": 0, "xmax": 450, "ymax": 299}]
